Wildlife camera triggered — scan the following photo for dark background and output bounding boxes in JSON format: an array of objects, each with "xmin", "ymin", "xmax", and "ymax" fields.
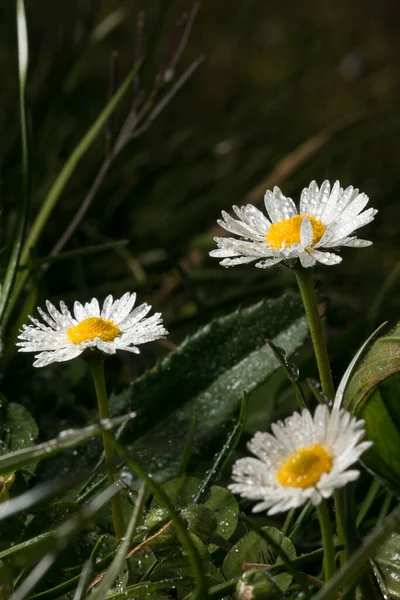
[{"xmin": 1, "ymin": 0, "xmax": 400, "ymax": 425}]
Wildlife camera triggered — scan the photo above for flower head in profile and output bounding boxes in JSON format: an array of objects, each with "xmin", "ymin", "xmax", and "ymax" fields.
[
  {"xmin": 17, "ymin": 292, "xmax": 167, "ymax": 367},
  {"xmin": 210, "ymin": 180, "xmax": 377, "ymax": 269},
  {"xmin": 229, "ymin": 405, "xmax": 371, "ymax": 515}
]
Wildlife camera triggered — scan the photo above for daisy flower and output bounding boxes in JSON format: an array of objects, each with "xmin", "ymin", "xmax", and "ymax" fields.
[
  {"xmin": 229, "ymin": 405, "xmax": 371, "ymax": 515},
  {"xmin": 17, "ymin": 292, "xmax": 168, "ymax": 367},
  {"xmin": 210, "ymin": 180, "xmax": 377, "ymax": 268}
]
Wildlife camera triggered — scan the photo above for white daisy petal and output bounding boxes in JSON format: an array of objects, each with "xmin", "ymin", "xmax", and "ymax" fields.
[
  {"xmin": 300, "ymin": 217, "xmax": 313, "ymax": 247},
  {"xmin": 74, "ymin": 301, "xmax": 87, "ymax": 321},
  {"xmin": 101, "ymin": 295, "xmax": 114, "ymax": 319},
  {"xmin": 85, "ymin": 298, "xmax": 100, "ymax": 317},
  {"xmin": 255, "ymin": 258, "xmax": 283, "ymax": 269},
  {"xmin": 229, "ymin": 406, "xmax": 370, "ymax": 515},
  {"xmin": 232, "ymin": 204, "xmax": 271, "ymax": 235},
  {"xmin": 210, "ymin": 180, "xmax": 375, "ymax": 270},
  {"xmin": 299, "ymin": 251, "xmax": 316, "ymax": 268},
  {"xmin": 264, "ymin": 187, "xmax": 297, "ymax": 223},
  {"xmin": 338, "ymin": 237, "xmax": 372, "ymax": 248},
  {"xmin": 17, "ymin": 292, "xmax": 167, "ymax": 367},
  {"xmin": 220, "ymin": 256, "xmax": 258, "ymax": 267},
  {"xmin": 312, "ymin": 250, "xmax": 342, "ymax": 266}
]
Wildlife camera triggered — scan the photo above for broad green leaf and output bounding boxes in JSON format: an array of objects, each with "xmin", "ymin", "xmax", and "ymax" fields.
[
  {"xmin": 4, "ymin": 403, "xmax": 38, "ymax": 453},
  {"xmin": 345, "ymin": 321, "xmax": 400, "ymax": 493},
  {"xmin": 222, "ymin": 527, "xmax": 296, "ymax": 591},
  {"xmin": 115, "ymin": 295, "xmax": 307, "ymax": 479},
  {"xmin": 373, "ymin": 532, "xmax": 400, "ymax": 598}
]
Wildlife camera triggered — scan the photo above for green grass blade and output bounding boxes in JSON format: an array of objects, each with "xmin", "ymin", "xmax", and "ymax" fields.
[
  {"xmin": 103, "ymin": 430, "xmax": 209, "ymax": 599},
  {"xmin": 0, "ymin": 0, "xmax": 30, "ymax": 326},
  {"xmin": 0, "ymin": 412, "xmax": 135, "ymax": 475},
  {"xmin": 312, "ymin": 503, "xmax": 400, "ymax": 600},
  {"xmin": 13, "ymin": 553, "xmax": 57, "ymax": 600},
  {"xmin": 3, "ymin": 61, "xmax": 140, "ymax": 327},
  {"xmin": 194, "ymin": 394, "xmax": 247, "ymax": 503},
  {"xmin": 73, "ymin": 561, "xmax": 93, "ymax": 600},
  {"xmin": 90, "ymin": 483, "xmax": 147, "ymax": 600},
  {"xmin": 266, "ymin": 339, "xmax": 308, "ymax": 410}
]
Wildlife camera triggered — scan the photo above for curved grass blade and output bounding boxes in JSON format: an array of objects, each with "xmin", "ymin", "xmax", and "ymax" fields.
[
  {"xmin": 6, "ymin": 485, "xmax": 121, "ymax": 598},
  {"xmin": 90, "ymin": 483, "xmax": 147, "ymax": 600},
  {"xmin": 194, "ymin": 394, "xmax": 247, "ymax": 503},
  {"xmin": 102, "ymin": 430, "xmax": 209, "ymax": 599},
  {"xmin": 0, "ymin": 0, "xmax": 30, "ymax": 326},
  {"xmin": 266, "ymin": 339, "xmax": 308, "ymax": 410},
  {"xmin": 306, "ymin": 378, "xmax": 330, "ymax": 405},
  {"xmin": 313, "ymin": 503, "xmax": 400, "ymax": 600},
  {"xmin": 333, "ymin": 321, "xmax": 388, "ymax": 411},
  {"xmin": 25, "ymin": 240, "xmax": 129, "ymax": 268},
  {"xmin": 13, "ymin": 553, "xmax": 57, "ymax": 600},
  {"xmin": 106, "ymin": 578, "xmax": 193, "ymax": 600},
  {"xmin": 3, "ymin": 61, "xmax": 141, "ymax": 327},
  {"xmin": 73, "ymin": 560, "xmax": 94, "ymax": 600},
  {"xmin": 0, "ymin": 412, "xmax": 135, "ymax": 475}
]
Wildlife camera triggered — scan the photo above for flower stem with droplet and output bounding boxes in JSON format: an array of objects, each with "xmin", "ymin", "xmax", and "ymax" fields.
[{"xmin": 90, "ymin": 359, "xmax": 125, "ymax": 541}]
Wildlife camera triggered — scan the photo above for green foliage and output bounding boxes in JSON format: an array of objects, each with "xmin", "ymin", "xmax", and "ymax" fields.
[
  {"xmin": 223, "ymin": 527, "xmax": 296, "ymax": 591},
  {"xmin": 0, "ymin": 1, "xmax": 399, "ymax": 599},
  {"xmin": 345, "ymin": 322, "xmax": 400, "ymax": 493},
  {"xmin": 374, "ymin": 532, "xmax": 400, "ymax": 599},
  {"xmin": 111, "ymin": 295, "xmax": 307, "ymax": 478}
]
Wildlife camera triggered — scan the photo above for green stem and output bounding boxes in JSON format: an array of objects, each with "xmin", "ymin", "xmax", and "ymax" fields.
[
  {"xmin": 317, "ymin": 501, "xmax": 336, "ymax": 581},
  {"xmin": 294, "ymin": 269, "xmax": 347, "ymax": 563},
  {"xmin": 293, "ymin": 268, "xmax": 335, "ymax": 399},
  {"xmin": 90, "ymin": 360, "xmax": 125, "ymax": 541}
]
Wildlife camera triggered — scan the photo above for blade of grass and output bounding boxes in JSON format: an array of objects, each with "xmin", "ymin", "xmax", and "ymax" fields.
[
  {"xmin": 333, "ymin": 322, "xmax": 388, "ymax": 411},
  {"xmin": 7, "ymin": 485, "xmax": 122, "ymax": 598},
  {"xmin": 312, "ymin": 503, "xmax": 400, "ymax": 600},
  {"xmin": 195, "ymin": 394, "xmax": 247, "ymax": 503},
  {"xmin": 266, "ymin": 339, "xmax": 308, "ymax": 409},
  {"xmin": 0, "ymin": 412, "xmax": 135, "ymax": 475},
  {"xmin": 105, "ymin": 578, "xmax": 193, "ymax": 600},
  {"xmin": 21, "ymin": 240, "xmax": 129, "ymax": 268},
  {"xmin": 89, "ymin": 483, "xmax": 147, "ymax": 600},
  {"xmin": 3, "ymin": 62, "xmax": 141, "ymax": 328},
  {"xmin": 73, "ymin": 561, "xmax": 94, "ymax": 600},
  {"xmin": 12, "ymin": 554, "xmax": 57, "ymax": 600},
  {"xmin": 102, "ymin": 430, "xmax": 209, "ymax": 599},
  {"xmin": 356, "ymin": 479, "xmax": 381, "ymax": 528},
  {"xmin": 0, "ymin": 0, "xmax": 30, "ymax": 326}
]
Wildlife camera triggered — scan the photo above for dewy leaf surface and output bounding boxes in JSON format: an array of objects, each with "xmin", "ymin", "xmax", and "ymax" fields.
[{"xmin": 116, "ymin": 294, "xmax": 308, "ymax": 479}]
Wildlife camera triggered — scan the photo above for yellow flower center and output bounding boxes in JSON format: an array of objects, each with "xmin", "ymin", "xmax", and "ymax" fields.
[
  {"xmin": 266, "ymin": 215, "xmax": 326, "ymax": 249},
  {"xmin": 276, "ymin": 444, "xmax": 333, "ymax": 488},
  {"xmin": 67, "ymin": 317, "xmax": 121, "ymax": 345}
]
